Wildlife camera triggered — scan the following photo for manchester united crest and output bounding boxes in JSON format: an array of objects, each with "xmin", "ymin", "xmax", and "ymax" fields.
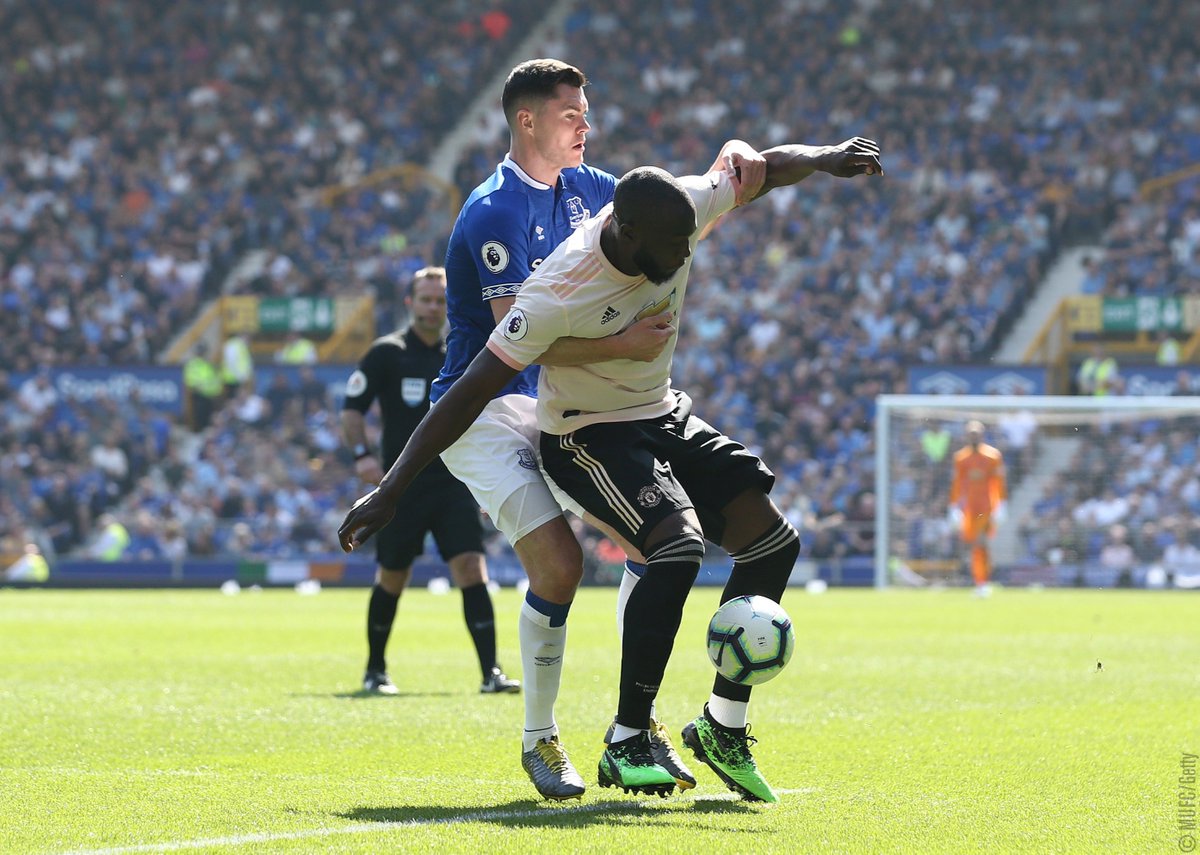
[{"xmin": 637, "ymin": 485, "xmax": 663, "ymax": 508}]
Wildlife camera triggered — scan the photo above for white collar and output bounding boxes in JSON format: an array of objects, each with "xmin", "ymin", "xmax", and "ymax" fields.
[{"xmin": 502, "ymin": 154, "xmax": 555, "ymax": 191}]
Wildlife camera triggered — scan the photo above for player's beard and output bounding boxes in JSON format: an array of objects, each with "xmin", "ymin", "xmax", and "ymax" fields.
[
  {"xmin": 632, "ymin": 247, "xmax": 680, "ymax": 285},
  {"xmin": 414, "ymin": 315, "xmax": 445, "ymax": 337}
]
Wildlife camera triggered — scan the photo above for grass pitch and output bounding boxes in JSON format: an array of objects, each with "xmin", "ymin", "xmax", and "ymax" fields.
[{"xmin": 1, "ymin": 586, "xmax": 1195, "ymax": 854}]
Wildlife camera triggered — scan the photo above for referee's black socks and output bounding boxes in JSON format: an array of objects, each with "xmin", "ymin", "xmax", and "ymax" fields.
[
  {"xmin": 366, "ymin": 584, "xmax": 400, "ymax": 673},
  {"xmin": 461, "ymin": 582, "xmax": 497, "ymax": 680}
]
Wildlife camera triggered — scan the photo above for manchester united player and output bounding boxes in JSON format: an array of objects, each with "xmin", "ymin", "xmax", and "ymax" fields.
[
  {"xmin": 418, "ymin": 59, "xmax": 765, "ymax": 799},
  {"xmin": 340, "ymin": 137, "xmax": 885, "ymax": 801}
]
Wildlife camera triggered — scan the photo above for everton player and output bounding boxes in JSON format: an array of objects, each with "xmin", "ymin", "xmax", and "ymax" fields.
[
  {"xmin": 359, "ymin": 58, "xmax": 765, "ymax": 800},
  {"xmin": 340, "ymin": 139, "xmax": 882, "ymax": 799}
]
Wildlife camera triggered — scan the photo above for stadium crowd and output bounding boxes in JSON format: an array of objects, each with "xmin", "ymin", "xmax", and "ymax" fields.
[
  {"xmin": 0, "ymin": 0, "xmax": 536, "ymax": 373},
  {"xmin": 3, "ymin": 0, "xmax": 1198, "ymax": 573},
  {"xmin": 538, "ymin": 0, "xmax": 1197, "ymax": 561},
  {"xmin": 1015, "ymin": 416, "xmax": 1200, "ymax": 585},
  {"xmin": 1083, "ymin": 186, "xmax": 1200, "ymax": 298}
]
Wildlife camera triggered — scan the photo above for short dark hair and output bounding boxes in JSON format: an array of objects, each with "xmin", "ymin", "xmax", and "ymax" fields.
[
  {"xmin": 612, "ymin": 167, "xmax": 695, "ymax": 227},
  {"xmin": 407, "ymin": 266, "xmax": 446, "ymax": 298},
  {"xmin": 502, "ymin": 59, "xmax": 587, "ymax": 126}
]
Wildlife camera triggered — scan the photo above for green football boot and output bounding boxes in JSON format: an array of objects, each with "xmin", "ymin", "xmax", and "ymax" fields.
[
  {"xmin": 598, "ymin": 732, "xmax": 676, "ymax": 798},
  {"xmin": 604, "ymin": 716, "xmax": 697, "ymax": 790},
  {"xmin": 681, "ymin": 705, "xmax": 778, "ymax": 803}
]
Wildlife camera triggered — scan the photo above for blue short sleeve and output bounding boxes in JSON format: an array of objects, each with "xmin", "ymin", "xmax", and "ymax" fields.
[{"xmin": 461, "ymin": 191, "xmax": 533, "ymax": 302}]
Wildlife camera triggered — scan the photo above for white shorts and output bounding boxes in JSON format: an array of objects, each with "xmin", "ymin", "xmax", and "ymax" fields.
[{"xmin": 439, "ymin": 394, "xmax": 584, "ymax": 545}]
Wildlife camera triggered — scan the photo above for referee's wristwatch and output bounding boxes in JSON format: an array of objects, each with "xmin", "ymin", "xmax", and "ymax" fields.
[{"xmin": 352, "ymin": 443, "xmax": 373, "ymax": 460}]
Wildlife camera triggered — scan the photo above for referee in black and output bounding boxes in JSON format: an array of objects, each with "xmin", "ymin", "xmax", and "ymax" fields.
[{"xmin": 340, "ymin": 266, "xmax": 519, "ymax": 695}]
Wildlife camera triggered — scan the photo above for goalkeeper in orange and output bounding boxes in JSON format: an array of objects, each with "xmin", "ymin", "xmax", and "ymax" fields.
[{"xmin": 949, "ymin": 420, "xmax": 1007, "ymax": 595}]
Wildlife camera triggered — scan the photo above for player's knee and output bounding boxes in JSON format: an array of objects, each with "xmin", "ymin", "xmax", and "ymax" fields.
[
  {"xmin": 527, "ymin": 550, "xmax": 582, "ymax": 581},
  {"xmin": 731, "ymin": 515, "xmax": 800, "ymax": 569},
  {"xmin": 524, "ymin": 561, "xmax": 582, "ymax": 603},
  {"xmin": 376, "ymin": 566, "xmax": 411, "ymax": 594},
  {"xmin": 719, "ymin": 489, "xmax": 789, "ymax": 554},
  {"xmin": 447, "ymin": 552, "xmax": 487, "ymax": 587},
  {"xmin": 515, "ymin": 517, "xmax": 584, "ymax": 601},
  {"xmin": 644, "ymin": 511, "xmax": 703, "ymax": 558},
  {"xmin": 645, "ymin": 528, "xmax": 706, "ymax": 574}
]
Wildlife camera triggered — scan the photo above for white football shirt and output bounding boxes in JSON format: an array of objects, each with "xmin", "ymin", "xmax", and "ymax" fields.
[{"xmin": 486, "ymin": 170, "xmax": 736, "ymax": 434}]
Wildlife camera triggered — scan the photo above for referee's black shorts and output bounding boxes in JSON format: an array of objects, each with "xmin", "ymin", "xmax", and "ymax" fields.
[
  {"xmin": 540, "ymin": 390, "xmax": 774, "ymax": 551},
  {"xmin": 375, "ymin": 476, "xmax": 484, "ymax": 571}
]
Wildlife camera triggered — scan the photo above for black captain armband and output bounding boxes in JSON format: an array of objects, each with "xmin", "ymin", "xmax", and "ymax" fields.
[{"xmin": 352, "ymin": 444, "xmax": 373, "ymax": 460}]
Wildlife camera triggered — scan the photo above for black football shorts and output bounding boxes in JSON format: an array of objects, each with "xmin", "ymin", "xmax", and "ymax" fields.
[
  {"xmin": 540, "ymin": 391, "xmax": 774, "ymax": 551},
  {"xmin": 376, "ymin": 476, "xmax": 484, "ymax": 570}
]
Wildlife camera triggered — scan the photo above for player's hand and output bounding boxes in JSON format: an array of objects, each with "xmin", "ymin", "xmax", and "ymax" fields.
[
  {"xmin": 993, "ymin": 501, "xmax": 1008, "ymax": 524},
  {"xmin": 821, "ymin": 137, "xmax": 883, "ymax": 178},
  {"xmin": 726, "ymin": 149, "xmax": 767, "ymax": 206},
  {"xmin": 354, "ymin": 455, "xmax": 384, "ymax": 485},
  {"xmin": 338, "ymin": 488, "xmax": 397, "ymax": 552},
  {"xmin": 613, "ymin": 312, "xmax": 676, "ymax": 362}
]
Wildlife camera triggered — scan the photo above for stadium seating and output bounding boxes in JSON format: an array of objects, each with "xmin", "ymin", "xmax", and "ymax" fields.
[
  {"xmin": 1016, "ymin": 418, "xmax": 1200, "ymax": 569},
  {"xmin": 3, "ymin": 0, "xmax": 1194, "ymax": 568}
]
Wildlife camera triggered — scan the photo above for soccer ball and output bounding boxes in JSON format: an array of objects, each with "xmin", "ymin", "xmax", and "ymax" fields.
[{"xmin": 706, "ymin": 595, "xmax": 794, "ymax": 686}]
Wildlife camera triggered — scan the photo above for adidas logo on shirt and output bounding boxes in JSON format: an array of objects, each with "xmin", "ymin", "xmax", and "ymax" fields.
[{"xmin": 601, "ymin": 306, "xmax": 620, "ymax": 325}]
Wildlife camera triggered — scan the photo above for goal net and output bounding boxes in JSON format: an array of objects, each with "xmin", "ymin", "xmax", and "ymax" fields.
[{"xmin": 873, "ymin": 395, "xmax": 1200, "ymax": 589}]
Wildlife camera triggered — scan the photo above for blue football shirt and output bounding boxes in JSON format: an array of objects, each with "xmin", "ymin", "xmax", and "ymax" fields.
[{"xmin": 432, "ymin": 155, "xmax": 616, "ymax": 402}]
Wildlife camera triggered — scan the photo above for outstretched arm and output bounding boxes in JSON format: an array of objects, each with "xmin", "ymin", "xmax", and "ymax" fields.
[
  {"xmin": 338, "ymin": 350, "xmax": 518, "ymax": 551},
  {"xmin": 743, "ymin": 137, "xmax": 883, "ymax": 203},
  {"xmin": 707, "ymin": 139, "xmax": 767, "ymax": 206}
]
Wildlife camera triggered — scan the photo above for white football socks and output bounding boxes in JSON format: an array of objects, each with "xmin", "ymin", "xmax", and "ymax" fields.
[
  {"xmin": 610, "ymin": 723, "xmax": 645, "ymax": 743},
  {"xmin": 707, "ymin": 694, "xmax": 749, "ymax": 730},
  {"xmin": 615, "ymin": 561, "xmax": 641, "ymax": 638},
  {"xmin": 519, "ymin": 598, "xmax": 566, "ymax": 751}
]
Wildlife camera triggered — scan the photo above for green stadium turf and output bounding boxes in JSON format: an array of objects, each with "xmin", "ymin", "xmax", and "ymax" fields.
[{"xmin": 1, "ymin": 586, "xmax": 1196, "ymax": 854}]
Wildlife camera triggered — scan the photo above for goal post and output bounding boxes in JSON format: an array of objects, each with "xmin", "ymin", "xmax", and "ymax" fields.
[{"xmin": 873, "ymin": 394, "xmax": 1200, "ymax": 588}]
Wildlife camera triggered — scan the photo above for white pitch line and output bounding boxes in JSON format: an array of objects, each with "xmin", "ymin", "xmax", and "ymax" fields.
[{"xmin": 59, "ymin": 790, "xmax": 812, "ymax": 855}]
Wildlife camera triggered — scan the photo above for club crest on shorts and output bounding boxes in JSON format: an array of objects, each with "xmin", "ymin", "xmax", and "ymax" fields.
[
  {"xmin": 481, "ymin": 241, "xmax": 509, "ymax": 273},
  {"xmin": 637, "ymin": 485, "xmax": 663, "ymax": 508},
  {"xmin": 502, "ymin": 307, "xmax": 529, "ymax": 341},
  {"xmin": 516, "ymin": 448, "xmax": 538, "ymax": 470}
]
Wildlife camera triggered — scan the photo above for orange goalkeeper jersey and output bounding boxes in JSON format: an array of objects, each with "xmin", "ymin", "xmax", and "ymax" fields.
[{"xmin": 950, "ymin": 443, "xmax": 1006, "ymax": 513}]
